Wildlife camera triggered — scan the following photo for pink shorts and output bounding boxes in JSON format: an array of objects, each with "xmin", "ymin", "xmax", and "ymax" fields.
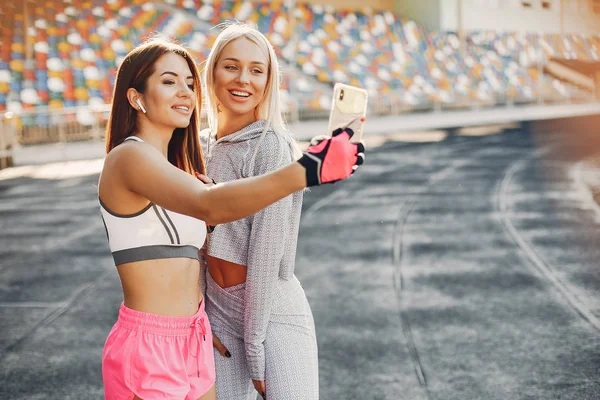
[{"xmin": 102, "ymin": 301, "xmax": 215, "ymax": 400}]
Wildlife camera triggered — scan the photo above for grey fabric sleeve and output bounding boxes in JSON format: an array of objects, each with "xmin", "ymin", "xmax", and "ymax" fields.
[
  {"xmin": 199, "ymin": 247, "xmax": 207, "ymax": 297},
  {"xmin": 243, "ymin": 133, "xmax": 295, "ymax": 380}
]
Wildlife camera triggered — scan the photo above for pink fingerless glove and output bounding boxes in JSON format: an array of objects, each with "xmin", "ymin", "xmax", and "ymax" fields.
[{"xmin": 297, "ymin": 128, "xmax": 365, "ymax": 187}]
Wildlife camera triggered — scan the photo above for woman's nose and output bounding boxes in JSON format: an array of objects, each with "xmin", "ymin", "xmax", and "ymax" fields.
[
  {"xmin": 236, "ymin": 69, "xmax": 250, "ymax": 84},
  {"xmin": 178, "ymin": 84, "xmax": 193, "ymax": 97}
]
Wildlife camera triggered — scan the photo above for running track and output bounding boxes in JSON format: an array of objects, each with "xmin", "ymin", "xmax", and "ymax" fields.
[{"xmin": 1, "ymin": 125, "xmax": 599, "ymax": 399}]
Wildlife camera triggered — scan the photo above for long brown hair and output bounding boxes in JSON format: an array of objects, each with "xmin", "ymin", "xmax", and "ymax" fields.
[{"xmin": 105, "ymin": 36, "xmax": 205, "ymax": 175}]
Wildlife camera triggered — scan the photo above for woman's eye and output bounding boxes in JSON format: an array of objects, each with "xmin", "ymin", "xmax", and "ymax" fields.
[
  {"xmin": 163, "ymin": 80, "xmax": 175, "ymax": 85},
  {"xmin": 225, "ymin": 65, "xmax": 237, "ymax": 70},
  {"xmin": 187, "ymin": 84, "xmax": 195, "ymax": 90},
  {"xmin": 253, "ymin": 69, "xmax": 263, "ymax": 74}
]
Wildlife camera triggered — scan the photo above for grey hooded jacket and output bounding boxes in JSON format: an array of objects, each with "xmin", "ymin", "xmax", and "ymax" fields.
[{"xmin": 202, "ymin": 119, "xmax": 303, "ymax": 380}]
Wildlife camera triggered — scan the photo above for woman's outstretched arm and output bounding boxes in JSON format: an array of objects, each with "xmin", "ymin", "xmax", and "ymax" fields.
[{"xmin": 104, "ymin": 129, "xmax": 363, "ymax": 226}]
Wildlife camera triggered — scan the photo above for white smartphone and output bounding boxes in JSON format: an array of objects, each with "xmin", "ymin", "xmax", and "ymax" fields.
[{"xmin": 327, "ymin": 83, "xmax": 368, "ymax": 143}]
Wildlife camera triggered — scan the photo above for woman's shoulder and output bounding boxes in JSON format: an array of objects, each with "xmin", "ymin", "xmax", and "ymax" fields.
[
  {"xmin": 104, "ymin": 139, "xmax": 161, "ymax": 173},
  {"xmin": 106, "ymin": 138, "xmax": 148, "ymax": 158},
  {"xmin": 255, "ymin": 128, "xmax": 294, "ymax": 158},
  {"xmin": 245, "ymin": 129, "xmax": 295, "ymax": 175}
]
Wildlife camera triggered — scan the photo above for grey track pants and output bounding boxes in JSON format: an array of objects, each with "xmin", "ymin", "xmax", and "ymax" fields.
[{"xmin": 205, "ymin": 273, "xmax": 319, "ymax": 400}]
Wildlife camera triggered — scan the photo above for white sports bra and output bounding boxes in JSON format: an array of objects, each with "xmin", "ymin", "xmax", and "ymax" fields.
[{"xmin": 100, "ymin": 136, "xmax": 206, "ymax": 265}]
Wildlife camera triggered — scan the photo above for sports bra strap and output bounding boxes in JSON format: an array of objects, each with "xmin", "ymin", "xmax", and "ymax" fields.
[{"xmin": 124, "ymin": 136, "xmax": 144, "ymax": 143}]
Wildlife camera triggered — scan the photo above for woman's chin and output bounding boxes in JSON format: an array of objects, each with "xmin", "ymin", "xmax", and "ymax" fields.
[
  {"xmin": 224, "ymin": 106, "xmax": 255, "ymax": 117},
  {"xmin": 174, "ymin": 118, "xmax": 192, "ymax": 128},
  {"xmin": 176, "ymin": 123, "xmax": 191, "ymax": 129}
]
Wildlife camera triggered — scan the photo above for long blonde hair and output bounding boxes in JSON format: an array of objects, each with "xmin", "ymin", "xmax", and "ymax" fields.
[{"xmin": 202, "ymin": 22, "xmax": 301, "ymax": 166}]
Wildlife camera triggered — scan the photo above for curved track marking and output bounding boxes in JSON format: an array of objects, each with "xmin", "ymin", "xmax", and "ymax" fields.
[
  {"xmin": 301, "ymin": 137, "xmax": 486, "ymax": 398},
  {"xmin": 392, "ymin": 158, "xmax": 470, "ymax": 399},
  {"xmin": 0, "ymin": 269, "xmax": 112, "ymax": 360},
  {"xmin": 302, "ymin": 164, "xmax": 404, "ymax": 222},
  {"xmin": 494, "ymin": 150, "xmax": 600, "ymax": 333},
  {"xmin": 303, "ymin": 188, "xmax": 349, "ymax": 222},
  {"xmin": 570, "ymin": 161, "xmax": 600, "ymax": 222},
  {"xmin": 300, "ymin": 148, "xmax": 434, "ymax": 395},
  {"xmin": 0, "ymin": 222, "xmax": 103, "ymax": 272}
]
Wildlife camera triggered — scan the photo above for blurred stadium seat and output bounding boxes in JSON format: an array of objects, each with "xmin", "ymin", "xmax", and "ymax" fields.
[{"xmin": 0, "ymin": 0, "xmax": 599, "ymax": 143}]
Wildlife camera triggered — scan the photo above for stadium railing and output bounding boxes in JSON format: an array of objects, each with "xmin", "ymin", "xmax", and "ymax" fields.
[
  {"xmin": 0, "ymin": 112, "xmax": 15, "ymax": 169},
  {"xmin": 0, "ymin": 103, "xmax": 300, "ymax": 151}
]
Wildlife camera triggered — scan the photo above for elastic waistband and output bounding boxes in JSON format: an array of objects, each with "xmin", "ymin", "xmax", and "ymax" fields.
[
  {"xmin": 117, "ymin": 300, "xmax": 206, "ymax": 336},
  {"xmin": 206, "ymin": 273, "xmax": 245, "ymax": 317},
  {"xmin": 207, "ymin": 271, "xmax": 245, "ymax": 300}
]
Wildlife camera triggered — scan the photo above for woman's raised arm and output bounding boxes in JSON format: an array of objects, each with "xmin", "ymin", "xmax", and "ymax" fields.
[{"xmin": 108, "ymin": 129, "xmax": 364, "ymax": 226}]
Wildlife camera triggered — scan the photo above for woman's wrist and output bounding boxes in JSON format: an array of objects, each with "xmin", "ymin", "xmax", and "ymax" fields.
[{"xmin": 289, "ymin": 161, "xmax": 308, "ymax": 189}]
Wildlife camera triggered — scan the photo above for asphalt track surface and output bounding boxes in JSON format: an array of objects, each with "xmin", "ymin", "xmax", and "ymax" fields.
[{"xmin": 1, "ymin": 125, "xmax": 600, "ymax": 399}]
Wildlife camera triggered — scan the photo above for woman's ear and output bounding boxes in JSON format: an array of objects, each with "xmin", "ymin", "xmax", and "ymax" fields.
[{"xmin": 126, "ymin": 88, "xmax": 146, "ymax": 113}]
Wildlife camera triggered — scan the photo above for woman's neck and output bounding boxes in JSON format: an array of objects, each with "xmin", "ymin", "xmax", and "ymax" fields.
[
  {"xmin": 135, "ymin": 119, "xmax": 174, "ymax": 157},
  {"xmin": 217, "ymin": 112, "xmax": 257, "ymax": 140}
]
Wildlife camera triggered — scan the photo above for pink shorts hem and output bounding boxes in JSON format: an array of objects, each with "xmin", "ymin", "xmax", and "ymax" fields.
[{"xmin": 102, "ymin": 301, "xmax": 216, "ymax": 400}]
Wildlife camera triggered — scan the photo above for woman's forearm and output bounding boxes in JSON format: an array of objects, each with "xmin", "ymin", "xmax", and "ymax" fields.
[
  {"xmin": 200, "ymin": 162, "xmax": 306, "ymax": 225},
  {"xmin": 196, "ymin": 129, "xmax": 364, "ymax": 225}
]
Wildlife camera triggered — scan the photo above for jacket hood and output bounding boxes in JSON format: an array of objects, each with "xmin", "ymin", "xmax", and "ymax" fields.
[
  {"xmin": 212, "ymin": 119, "xmax": 269, "ymax": 144},
  {"xmin": 204, "ymin": 119, "xmax": 270, "ymax": 157}
]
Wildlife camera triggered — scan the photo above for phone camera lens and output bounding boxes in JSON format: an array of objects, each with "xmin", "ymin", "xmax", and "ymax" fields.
[{"xmin": 340, "ymin": 89, "xmax": 344, "ymax": 100}]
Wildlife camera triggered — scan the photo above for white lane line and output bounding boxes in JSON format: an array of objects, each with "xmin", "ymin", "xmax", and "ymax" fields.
[
  {"xmin": 0, "ymin": 222, "xmax": 103, "ymax": 272},
  {"xmin": 0, "ymin": 269, "xmax": 112, "ymax": 360},
  {"xmin": 0, "ymin": 200, "xmax": 101, "ymax": 212},
  {"xmin": 495, "ymin": 151, "xmax": 600, "ymax": 333},
  {"xmin": 0, "ymin": 302, "xmax": 67, "ymax": 308},
  {"xmin": 0, "ymin": 158, "xmax": 104, "ymax": 181},
  {"xmin": 570, "ymin": 161, "xmax": 600, "ymax": 223},
  {"xmin": 302, "ymin": 164, "xmax": 403, "ymax": 223},
  {"xmin": 302, "ymin": 188, "xmax": 348, "ymax": 223},
  {"xmin": 390, "ymin": 140, "xmax": 476, "ymax": 397}
]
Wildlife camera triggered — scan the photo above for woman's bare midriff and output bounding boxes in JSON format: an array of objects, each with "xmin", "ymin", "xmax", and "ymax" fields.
[
  {"xmin": 205, "ymin": 255, "xmax": 247, "ymax": 288},
  {"xmin": 117, "ymin": 257, "xmax": 203, "ymax": 317}
]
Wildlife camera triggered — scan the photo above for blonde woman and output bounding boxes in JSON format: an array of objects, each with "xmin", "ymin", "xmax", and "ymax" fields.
[{"xmin": 201, "ymin": 23, "xmax": 363, "ymax": 400}]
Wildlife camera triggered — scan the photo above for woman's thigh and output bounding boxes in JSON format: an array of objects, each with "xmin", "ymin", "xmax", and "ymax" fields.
[
  {"xmin": 197, "ymin": 384, "xmax": 217, "ymax": 400},
  {"xmin": 213, "ymin": 331, "xmax": 255, "ymax": 400},
  {"xmin": 132, "ymin": 384, "xmax": 216, "ymax": 400},
  {"xmin": 264, "ymin": 321, "xmax": 319, "ymax": 400}
]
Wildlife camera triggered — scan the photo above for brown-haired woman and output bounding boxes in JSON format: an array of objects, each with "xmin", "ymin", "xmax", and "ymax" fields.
[{"xmin": 98, "ymin": 36, "xmax": 365, "ymax": 400}]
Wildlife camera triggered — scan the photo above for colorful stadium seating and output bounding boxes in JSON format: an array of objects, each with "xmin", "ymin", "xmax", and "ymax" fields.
[{"xmin": 1, "ymin": 0, "xmax": 598, "ymax": 120}]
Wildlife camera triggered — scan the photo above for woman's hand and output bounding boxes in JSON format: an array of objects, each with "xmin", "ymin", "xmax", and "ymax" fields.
[
  {"xmin": 196, "ymin": 173, "xmax": 217, "ymax": 232},
  {"xmin": 252, "ymin": 379, "xmax": 266, "ymax": 399},
  {"xmin": 212, "ymin": 333, "xmax": 231, "ymax": 359},
  {"xmin": 195, "ymin": 172, "xmax": 216, "ymax": 186},
  {"xmin": 297, "ymin": 126, "xmax": 366, "ymax": 187}
]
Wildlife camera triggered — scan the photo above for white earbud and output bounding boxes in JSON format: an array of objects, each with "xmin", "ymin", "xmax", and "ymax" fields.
[{"xmin": 135, "ymin": 99, "xmax": 147, "ymax": 114}]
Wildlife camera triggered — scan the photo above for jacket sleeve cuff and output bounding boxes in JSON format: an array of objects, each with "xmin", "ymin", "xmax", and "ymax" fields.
[{"xmin": 245, "ymin": 344, "xmax": 266, "ymax": 381}]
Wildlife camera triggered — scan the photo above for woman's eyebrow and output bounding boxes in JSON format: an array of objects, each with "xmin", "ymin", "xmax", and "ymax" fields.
[
  {"xmin": 222, "ymin": 57, "xmax": 266, "ymax": 66},
  {"xmin": 160, "ymin": 71, "xmax": 194, "ymax": 79}
]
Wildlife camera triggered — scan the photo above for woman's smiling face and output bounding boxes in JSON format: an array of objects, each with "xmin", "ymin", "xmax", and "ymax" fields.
[
  {"xmin": 213, "ymin": 37, "xmax": 269, "ymax": 120},
  {"xmin": 142, "ymin": 52, "xmax": 197, "ymax": 129}
]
